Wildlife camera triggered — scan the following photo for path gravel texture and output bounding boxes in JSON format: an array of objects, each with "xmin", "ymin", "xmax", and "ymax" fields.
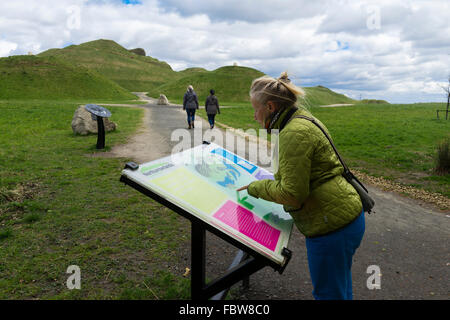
[{"xmin": 104, "ymin": 94, "xmax": 449, "ymax": 300}]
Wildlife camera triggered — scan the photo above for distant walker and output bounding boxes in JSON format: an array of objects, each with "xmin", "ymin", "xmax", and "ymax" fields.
[
  {"xmin": 183, "ymin": 85, "xmax": 199, "ymax": 129},
  {"xmin": 205, "ymin": 89, "xmax": 220, "ymax": 129}
]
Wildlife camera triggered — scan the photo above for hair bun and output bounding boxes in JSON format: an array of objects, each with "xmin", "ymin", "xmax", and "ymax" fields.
[{"xmin": 278, "ymin": 71, "xmax": 290, "ymax": 83}]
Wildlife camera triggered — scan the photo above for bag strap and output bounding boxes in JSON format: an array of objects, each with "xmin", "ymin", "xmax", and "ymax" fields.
[{"xmin": 288, "ymin": 115, "xmax": 369, "ymax": 193}]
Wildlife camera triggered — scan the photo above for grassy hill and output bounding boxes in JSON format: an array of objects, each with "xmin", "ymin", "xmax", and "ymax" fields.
[
  {"xmin": 151, "ymin": 67, "xmax": 356, "ymax": 106},
  {"xmin": 35, "ymin": 39, "xmax": 359, "ymax": 106},
  {"xmin": 302, "ymin": 85, "xmax": 356, "ymax": 107},
  {"xmin": 0, "ymin": 55, "xmax": 135, "ymax": 100},
  {"xmin": 148, "ymin": 65, "xmax": 265, "ymax": 104},
  {"xmin": 178, "ymin": 67, "xmax": 208, "ymax": 75},
  {"xmin": 38, "ymin": 39, "xmax": 178, "ymax": 91},
  {"xmin": 33, "ymin": 39, "xmax": 360, "ymax": 106}
]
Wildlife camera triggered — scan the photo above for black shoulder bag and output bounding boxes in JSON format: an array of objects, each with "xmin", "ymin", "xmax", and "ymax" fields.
[{"xmin": 283, "ymin": 113, "xmax": 375, "ymax": 214}]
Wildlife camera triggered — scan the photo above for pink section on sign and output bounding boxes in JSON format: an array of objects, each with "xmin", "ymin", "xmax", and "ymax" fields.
[{"xmin": 213, "ymin": 200, "xmax": 281, "ymax": 251}]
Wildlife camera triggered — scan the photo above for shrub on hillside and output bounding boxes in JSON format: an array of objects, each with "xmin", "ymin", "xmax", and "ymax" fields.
[
  {"xmin": 360, "ymin": 99, "xmax": 389, "ymax": 104},
  {"xmin": 435, "ymin": 138, "xmax": 450, "ymax": 175},
  {"xmin": 129, "ymin": 48, "xmax": 146, "ymax": 56}
]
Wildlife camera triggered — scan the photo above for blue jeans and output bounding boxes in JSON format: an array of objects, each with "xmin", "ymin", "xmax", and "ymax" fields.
[
  {"xmin": 186, "ymin": 109, "xmax": 196, "ymax": 124},
  {"xmin": 207, "ymin": 114, "xmax": 216, "ymax": 127},
  {"xmin": 305, "ymin": 210, "xmax": 365, "ymax": 300}
]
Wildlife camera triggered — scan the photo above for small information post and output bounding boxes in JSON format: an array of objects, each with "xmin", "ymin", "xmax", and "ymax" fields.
[
  {"xmin": 120, "ymin": 142, "xmax": 293, "ymax": 300},
  {"xmin": 85, "ymin": 104, "xmax": 111, "ymax": 149}
]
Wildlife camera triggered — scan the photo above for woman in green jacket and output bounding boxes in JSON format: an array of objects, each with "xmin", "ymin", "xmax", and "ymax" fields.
[{"xmin": 237, "ymin": 72, "xmax": 365, "ymax": 300}]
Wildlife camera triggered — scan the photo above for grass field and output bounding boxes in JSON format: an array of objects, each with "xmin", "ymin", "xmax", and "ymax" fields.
[
  {"xmin": 1, "ymin": 97, "xmax": 448, "ymax": 299},
  {"xmin": 197, "ymin": 102, "xmax": 450, "ymax": 198},
  {"xmin": 0, "ymin": 100, "xmax": 191, "ymax": 299}
]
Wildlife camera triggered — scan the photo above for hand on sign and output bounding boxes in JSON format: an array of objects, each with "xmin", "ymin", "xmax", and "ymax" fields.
[{"xmin": 236, "ymin": 185, "xmax": 248, "ymax": 192}]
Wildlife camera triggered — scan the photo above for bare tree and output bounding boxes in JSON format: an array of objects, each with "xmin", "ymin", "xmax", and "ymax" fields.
[{"xmin": 440, "ymin": 75, "xmax": 450, "ymax": 120}]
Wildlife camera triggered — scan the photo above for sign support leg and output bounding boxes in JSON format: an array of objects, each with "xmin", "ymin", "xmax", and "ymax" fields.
[
  {"xmin": 190, "ymin": 221, "xmax": 268, "ymax": 300},
  {"xmin": 191, "ymin": 222, "xmax": 206, "ymax": 300},
  {"xmin": 96, "ymin": 117, "xmax": 105, "ymax": 149}
]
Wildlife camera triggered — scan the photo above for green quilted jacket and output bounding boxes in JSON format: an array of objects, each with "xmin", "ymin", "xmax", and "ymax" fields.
[{"xmin": 247, "ymin": 107, "xmax": 362, "ymax": 237}]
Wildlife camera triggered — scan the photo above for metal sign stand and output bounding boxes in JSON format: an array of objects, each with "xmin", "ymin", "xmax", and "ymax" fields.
[
  {"xmin": 95, "ymin": 116, "xmax": 106, "ymax": 149},
  {"xmin": 85, "ymin": 104, "xmax": 112, "ymax": 149},
  {"xmin": 120, "ymin": 164, "xmax": 292, "ymax": 300}
]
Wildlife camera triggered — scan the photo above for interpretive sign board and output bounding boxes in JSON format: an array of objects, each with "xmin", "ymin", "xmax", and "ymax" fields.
[{"xmin": 121, "ymin": 142, "xmax": 293, "ymax": 266}]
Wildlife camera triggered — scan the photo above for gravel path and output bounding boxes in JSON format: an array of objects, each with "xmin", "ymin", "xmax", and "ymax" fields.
[{"xmin": 99, "ymin": 94, "xmax": 449, "ymax": 300}]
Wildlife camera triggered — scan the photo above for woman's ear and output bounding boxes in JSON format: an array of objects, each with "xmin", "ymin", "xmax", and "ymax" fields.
[{"xmin": 267, "ymin": 101, "xmax": 277, "ymax": 112}]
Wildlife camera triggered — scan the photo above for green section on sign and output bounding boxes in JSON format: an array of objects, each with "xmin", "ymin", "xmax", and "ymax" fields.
[
  {"xmin": 263, "ymin": 212, "xmax": 273, "ymax": 221},
  {"xmin": 150, "ymin": 167, "xmax": 228, "ymax": 215},
  {"xmin": 238, "ymin": 195, "xmax": 254, "ymax": 210}
]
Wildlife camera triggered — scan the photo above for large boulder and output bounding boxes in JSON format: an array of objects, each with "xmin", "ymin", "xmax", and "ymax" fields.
[
  {"xmin": 71, "ymin": 105, "xmax": 117, "ymax": 135},
  {"xmin": 157, "ymin": 94, "xmax": 169, "ymax": 105}
]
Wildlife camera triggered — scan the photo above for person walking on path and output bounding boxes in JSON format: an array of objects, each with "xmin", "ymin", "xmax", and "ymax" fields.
[
  {"xmin": 237, "ymin": 72, "xmax": 365, "ymax": 300},
  {"xmin": 183, "ymin": 85, "xmax": 199, "ymax": 129},
  {"xmin": 205, "ymin": 89, "xmax": 220, "ymax": 129}
]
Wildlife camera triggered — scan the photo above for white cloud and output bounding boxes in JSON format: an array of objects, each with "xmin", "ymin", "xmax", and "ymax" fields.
[
  {"xmin": 157, "ymin": 0, "xmax": 327, "ymax": 23},
  {"xmin": 0, "ymin": 0, "xmax": 449, "ymax": 103},
  {"xmin": 0, "ymin": 40, "xmax": 18, "ymax": 56}
]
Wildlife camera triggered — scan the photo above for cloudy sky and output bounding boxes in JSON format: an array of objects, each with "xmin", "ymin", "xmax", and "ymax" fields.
[{"xmin": 1, "ymin": 0, "xmax": 449, "ymax": 103}]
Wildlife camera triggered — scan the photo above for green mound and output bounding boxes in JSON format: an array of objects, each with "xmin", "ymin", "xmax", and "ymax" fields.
[
  {"xmin": 149, "ymin": 65, "xmax": 265, "ymax": 104},
  {"xmin": 31, "ymin": 38, "xmax": 366, "ymax": 106},
  {"xmin": 150, "ymin": 67, "xmax": 356, "ymax": 106},
  {"xmin": 29, "ymin": 39, "xmax": 372, "ymax": 106},
  {"xmin": 0, "ymin": 55, "xmax": 135, "ymax": 100},
  {"xmin": 38, "ymin": 39, "xmax": 178, "ymax": 91},
  {"xmin": 302, "ymin": 86, "xmax": 356, "ymax": 107},
  {"xmin": 179, "ymin": 67, "xmax": 208, "ymax": 74}
]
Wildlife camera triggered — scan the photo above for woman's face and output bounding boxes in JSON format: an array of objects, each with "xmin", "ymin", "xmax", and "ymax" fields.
[{"xmin": 251, "ymin": 97, "xmax": 270, "ymax": 127}]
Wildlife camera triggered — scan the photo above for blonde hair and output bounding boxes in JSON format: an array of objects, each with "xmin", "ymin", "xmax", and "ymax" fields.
[
  {"xmin": 250, "ymin": 72, "xmax": 305, "ymax": 109},
  {"xmin": 187, "ymin": 85, "xmax": 194, "ymax": 91}
]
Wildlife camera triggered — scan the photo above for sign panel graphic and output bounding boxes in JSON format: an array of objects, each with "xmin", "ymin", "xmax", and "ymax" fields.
[{"xmin": 121, "ymin": 143, "xmax": 293, "ymax": 265}]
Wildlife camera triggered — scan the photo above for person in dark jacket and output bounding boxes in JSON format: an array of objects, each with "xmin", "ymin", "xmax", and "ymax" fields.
[
  {"xmin": 205, "ymin": 89, "xmax": 220, "ymax": 129},
  {"xmin": 183, "ymin": 85, "xmax": 199, "ymax": 129}
]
